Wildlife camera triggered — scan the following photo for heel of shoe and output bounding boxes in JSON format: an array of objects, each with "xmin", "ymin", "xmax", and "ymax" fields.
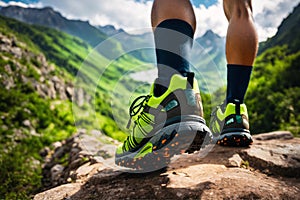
[{"xmin": 218, "ymin": 131, "xmax": 253, "ymax": 147}]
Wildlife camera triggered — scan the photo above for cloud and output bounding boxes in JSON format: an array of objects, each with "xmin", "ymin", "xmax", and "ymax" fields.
[
  {"xmin": 194, "ymin": 0, "xmax": 300, "ymax": 40},
  {"xmin": 38, "ymin": 0, "xmax": 153, "ymax": 33},
  {"xmin": 253, "ymin": 0, "xmax": 300, "ymax": 40},
  {"xmin": 1, "ymin": 0, "xmax": 299, "ymax": 41},
  {"xmin": 0, "ymin": 0, "xmax": 33, "ymax": 7},
  {"xmin": 193, "ymin": 0, "xmax": 227, "ymax": 37}
]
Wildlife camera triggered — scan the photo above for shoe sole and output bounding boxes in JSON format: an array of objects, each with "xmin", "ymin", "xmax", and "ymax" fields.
[
  {"xmin": 217, "ymin": 131, "xmax": 253, "ymax": 147},
  {"xmin": 115, "ymin": 120, "xmax": 212, "ymax": 172}
]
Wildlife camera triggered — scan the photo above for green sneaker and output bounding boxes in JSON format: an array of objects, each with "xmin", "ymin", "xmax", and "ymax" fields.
[
  {"xmin": 115, "ymin": 73, "xmax": 212, "ymax": 171},
  {"xmin": 210, "ymin": 100, "xmax": 253, "ymax": 147}
]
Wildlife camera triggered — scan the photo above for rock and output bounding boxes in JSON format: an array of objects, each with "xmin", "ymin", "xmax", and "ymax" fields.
[
  {"xmin": 40, "ymin": 147, "xmax": 50, "ymax": 157},
  {"xmin": 66, "ymin": 86, "xmax": 73, "ymax": 99},
  {"xmin": 0, "ymin": 36, "xmax": 12, "ymax": 45},
  {"xmin": 254, "ymin": 131, "xmax": 294, "ymax": 141},
  {"xmin": 4, "ymin": 64, "xmax": 12, "ymax": 74},
  {"xmin": 34, "ymin": 183, "xmax": 82, "ymax": 200},
  {"xmin": 52, "ymin": 141, "xmax": 62, "ymax": 150},
  {"xmin": 3, "ymin": 75, "xmax": 15, "ymax": 90},
  {"xmin": 90, "ymin": 129, "xmax": 102, "ymax": 136},
  {"xmin": 75, "ymin": 162, "xmax": 93, "ymax": 177},
  {"xmin": 23, "ymin": 120, "xmax": 31, "ymax": 127},
  {"xmin": 74, "ymin": 88, "xmax": 85, "ymax": 106},
  {"xmin": 69, "ymin": 158, "xmax": 84, "ymax": 170},
  {"xmin": 53, "ymin": 146, "xmax": 65, "ymax": 159},
  {"xmin": 0, "ymin": 34, "xmax": 80, "ymax": 102},
  {"xmin": 39, "ymin": 76, "xmax": 45, "ymax": 83},
  {"xmin": 70, "ymin": 147, "xmax": 81, "ymax": 158},
  {"xmin": 51, "ymin": 76, "xmax": 60, "ymax": 83},
  {"xmin": 75, "ymin": 163, "xmax": 103, "ymax": 179},
  {"xmin": 227, "ymin": 153, "xmax": 243, "ymax": 167},
  {"xmin": 241, "ymin": 137, "xmax": 300, "ymax": 178},
  {"xmin": 51, "ymin": 164, "xmax": 64, "ymax": 182},
  {"xmin": 58, "ymin": 85, "xmax": 68, "ymax": 100},
  {"xmin": 11, "ymin": 47, "xmax": 22, "ymax": 58},
  {"xmin": 36, "ymin": 131, "xmax": 300, "ymax": 199},
  {"xmin": 47, "ymin": 81, "xmax": 57, "ymax": 99}
]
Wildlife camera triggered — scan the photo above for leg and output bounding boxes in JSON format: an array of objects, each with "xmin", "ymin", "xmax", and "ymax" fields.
[
  {"xmin": 224, "ymin": 0, "xmax": 258, "ymax": 104},
  {"xmin": 151, "ymin": 0, "xmax": 196, "ymax": 96},
  {"xmin": 151, "ymin": 0, "xmax": 196, "ymax": 32},
  {"xmin": 115, "ymin": 0, "xmax": 212, "ymax": 171},
  {"xmin": 210, "ymin": 0, "xmax": 257, "ymax": 146},
  {"xmin": 224, "ymin": 0, "xmax": 258, "ymax": 66}
]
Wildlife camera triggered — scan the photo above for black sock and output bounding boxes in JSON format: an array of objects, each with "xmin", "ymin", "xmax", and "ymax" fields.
[
  {"xmin": 226, "ymin": 64, "xmax": 253, "ymax": 104},
  {"xmin": 154, "ymin": 19, "xmax": 194, "ymax": 96}
]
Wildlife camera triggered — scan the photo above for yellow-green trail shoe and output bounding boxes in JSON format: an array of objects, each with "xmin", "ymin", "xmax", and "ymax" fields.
[
  {"xmin": 115, "ymin": 73, "xmax": 212, "ymax": 172},
  {"xmin": 210, "ymin": 100, "xmax": 253, "ymax": 147}
]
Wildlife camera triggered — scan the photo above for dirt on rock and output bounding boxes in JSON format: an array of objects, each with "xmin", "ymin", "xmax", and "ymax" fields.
[{"xmin": 34, "ymin": 131, "xmax": 300, "ymax": 200}]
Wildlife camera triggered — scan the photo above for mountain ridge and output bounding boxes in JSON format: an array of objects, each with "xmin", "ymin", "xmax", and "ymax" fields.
[
  {"xmin": 0, "ymin": 5, "xmax": 225, "ymax": 64},
  {"xmin": 0, "ymin": 6, "xmax": 108, "ymax": 47},
  {"xmin": 258, "ymin": 3, "xmax": 300, "ymax": 54}
]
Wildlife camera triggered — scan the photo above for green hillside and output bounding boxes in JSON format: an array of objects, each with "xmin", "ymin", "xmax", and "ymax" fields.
[
  {"xmin": 0, "ymin": 6, "xmax": 128, "ymax": 60},
  {"xmin": 246, "ymin": 4, "xmax": 300, "ymax": 136},
  {"xmin": 247, "ymin": 46, "xmax": 300, "ymax": 135},
  {"xmin": 0, "ymin": 23, "xmax": 76, "ymax": 199},
  {"xmin": 0, "ymin": 15, "xmax": 147, "ymax": 199}
]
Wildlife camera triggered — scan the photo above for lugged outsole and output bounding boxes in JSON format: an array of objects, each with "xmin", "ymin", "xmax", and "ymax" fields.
[
  {"xmin": 115, "ymin": 121, "xmax": 212, "ymax": 173},
  {"xmin": 217, "ymin": 131, "xmax": 253, "ymax": 147}
]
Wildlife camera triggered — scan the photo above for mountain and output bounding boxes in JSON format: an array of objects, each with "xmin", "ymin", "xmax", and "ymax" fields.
[
  {"xmin": 0, "ymin": 6, "xmax": 126, "ymax": 59},
  {"xmin": 192, "ymin": 30, "xmax": 226, "ymax": 92},
  {"xmin": 195, "ymin": 30, "xmax": 226, "ymax": 70},
  {"xmin": 196, "ymin": 30, "xmax": 224, "ymax": 52},
  {"xmin": 0, "ymin": 6, "xmax": 156, "ymax": 61},
  {"xmin": 258, "ymin": 3, "xmax": 300, "ymax": 54},
  {"xmin": 0, "ymin": 6, "xmax": 107, "ymax": 46},
  {"xmin": 98, "ymin": 24, "xmax": 156, "ymax": 63},
  {"xmin": 97, "ymin": 25, "xmax": 125, "ymax": 36},
  {"xmin": 0, "ymin": 5, "xmax": 226, "ymax": 67}
]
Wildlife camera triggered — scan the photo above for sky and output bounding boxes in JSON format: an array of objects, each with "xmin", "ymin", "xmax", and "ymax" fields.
[{"xmin": 0, "ymin": 0, "xmax": 299, "ymax": 41}]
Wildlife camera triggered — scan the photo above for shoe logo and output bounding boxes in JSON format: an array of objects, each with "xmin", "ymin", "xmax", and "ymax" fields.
[
  {"xmin": 236, "ymin": 115, "xmax": 242, "ymax": 123},
  {"xmin": 163, "ymin": 100, "xmax": 178, "ymax": 112},
  {"xmin": 226, "ymin": 118, "xmax": 234, "ymax": 125}
]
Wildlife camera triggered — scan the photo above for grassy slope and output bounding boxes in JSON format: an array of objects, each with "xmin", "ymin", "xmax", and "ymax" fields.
[
  {"xmin": 0, "ymin": 15, "xmax": 147, "ymax": 138},
  {"xmin": 247, "ymin": 46, "xmax": 300, "ymax": 135},
  {"xmin": 0, "ymin": 16, "xmax": 147, "ymax": 199},
  {"xmin": 246, "ymin": 4, "xmax": 300, "ymax": 136},
  {"xmin": 0, "ymin": 36, "xmax": 75, "ymax": 199}
]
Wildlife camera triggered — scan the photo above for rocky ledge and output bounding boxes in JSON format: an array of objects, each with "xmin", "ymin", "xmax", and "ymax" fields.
[{"xmin": 35, "ymin": 131, "xmax": 300, "ymax": 199}]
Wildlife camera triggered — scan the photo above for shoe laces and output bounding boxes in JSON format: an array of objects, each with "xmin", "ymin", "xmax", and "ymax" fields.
[{"xmin": 126, "ymin": 95, "xmax": 151, "ymax": 129}]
